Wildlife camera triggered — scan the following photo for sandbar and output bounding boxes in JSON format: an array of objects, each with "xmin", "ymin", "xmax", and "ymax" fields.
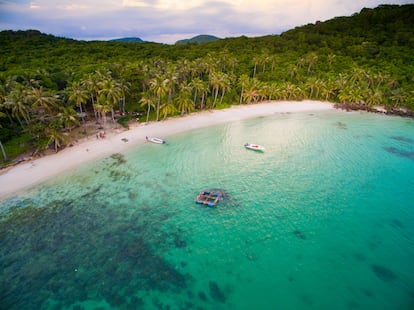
[{"xmin": 0, "ymin": 100, "xmax": 334, "ymax": 200}]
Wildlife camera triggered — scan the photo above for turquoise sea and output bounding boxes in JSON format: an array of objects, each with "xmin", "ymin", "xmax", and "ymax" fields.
[{"xmin": 1, "ymin": 109, "xmax": 414, "ymax": 310}]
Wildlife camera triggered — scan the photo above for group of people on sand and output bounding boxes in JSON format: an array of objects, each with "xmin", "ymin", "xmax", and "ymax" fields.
[{"xmin": 96, "ymin": 130, "xmax": 106, "ymax": 139}]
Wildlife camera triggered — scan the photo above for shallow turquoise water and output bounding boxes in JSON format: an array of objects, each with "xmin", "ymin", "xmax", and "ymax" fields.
[{"xmin": 1, "ymin": 109, "xmax": 414, "ymax": 309}]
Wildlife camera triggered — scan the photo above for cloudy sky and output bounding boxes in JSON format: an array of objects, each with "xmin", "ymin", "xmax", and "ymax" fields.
[{"xmin": 0, "ymin": 0, "xmax": 412, "ymax": 43}]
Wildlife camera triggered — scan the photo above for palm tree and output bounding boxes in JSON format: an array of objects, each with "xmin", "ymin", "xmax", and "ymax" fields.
[
  {"xmin": 320, "ymin": 80, "xmax": 336, "ymax": 101},
  {"xmin": 252, "ymin": 56, "xmax": 260, "ymax": 78},
  {"xmin": 306, "ymin": 52, "xmax": 318, "ymax": 75},
  {"xmin": 45, "ymin": 126, "xmax": 68, "ymax": 153},
  {"xmin": 219, "ymin": 74, "xmax": 231, "ymax": 105},
  {"xmin": 365, "ymin": 88, "xmax": 384, "ymax": 107},
  {"xmin": 282, "ymin": 82, "xmax": 303, "ymax": 100},
  {"xmin": 266, "ymin": 83, "xmax": 281, "ymax": 101},
  {"xmin": 160, "ymin": 101, "xmax": 177, "ymax": 120},
  {"xmin": 238, "ymin": 74, "xmax": 250, "ymax": 104},
  {"xmin": 81, "ymin": 73, "xmax": 100, "ymax": 119},
  {"xmin": 260, "ymin": 52, "xmax": 271, "ymax": 73},
  {"xmin": 176, "ymin": 83, "xmax": 194, "ymax": 116},
  {"xmin": 350, "ymin": 66, "xmax": 367, "ymax": 84},
  {"xmin": 58, "ymin": 105, "xmax": 79, "ymax": 131},
  {"xmin": 139, "ymin": 91, "xmax": 155, "ymax": 123},
  {"xmin": 228, "ymin": 56, "xmax": 238, "ymax": 73},
  {"xmin": 209, "ymin": 71, "xmax": 228, "ymax": 108},
  {"xmin": 189, "ymin": 77, "xmax": 204, "ymax": 109},
  {"xmin": 67, "ymin": 81, "xmax": 89, "ymax": 123},
  {"xmin": 98, "ymin": 78, "xmax": 122, "ymax": 124},
  {"xmin": 4, "ymin": 83, "xmax": 31, "ymax": 127},
  {"xmin": 390, "ymin": 88, "xmax": 407, "ymax": 108},
  {"xmin": 338, "ymin": 86, "xmax": 364, "ymax": 104},
  {"xmin": 149, "ymin": 76, "xmax": 168, "ymax": 121},
  {"xmin": 0, "ymin": 76, "xmax": 19, "ymax": 131},
  {"xmin": 296, "ymin": 57, "xmax": 306, "ymax": 69},
  {"xmin": 117, "ymin": 78, "xmax": 131, "ymax": 114},
  {"xmin": 243, "ymin": 79, "xmax": 261, "ymax": 104},
  {"xmin": 164, "ymin": 66, "xmax": 179, "ymax": 103},
  {"xmin": 327, "ymin": 54, "xmax": 336, "ymax": 70},
  {"xmin": 0, "ymin": 111, "xmax": 8, "ymax": 161},
  {"xmin": 29, "ymin": 86, "xmax": 57, "ymax": 114},
  {"xmin": 305, "ymin": 78, "xmax": 325, "ymax": 99}
]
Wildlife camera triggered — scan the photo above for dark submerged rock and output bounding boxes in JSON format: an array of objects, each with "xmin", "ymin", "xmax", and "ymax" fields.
[
  {"xmin": 209, "ymin": 281, "xmax": 227, "ymax": 303},
  {"xmin": 198, "ymin": 291, "xmax": 207, "ymax": 301},
  {"xmin": 390, "ymin": 218, "xmax": 404, "ymax": 228},
  {"xmin": 383, "ymin": 147, "xmax": 414, "ymax": 161},
  {"xmin": 371, "ymin": 264, "xmax": 397, "ymax": 282},
  {"xmin": 390, "ymin": 136, "xmax": 414, "ymax": 144},
  {"xmin": 293, "ymin": 230, "xmax": 306, "ymax": 240}
]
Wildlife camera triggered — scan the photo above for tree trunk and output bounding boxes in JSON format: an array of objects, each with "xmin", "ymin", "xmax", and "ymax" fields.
[
  {"xmin": 239, "ymin": 87, "xmax": 244, "ymax": 104},
  {"xmin": 0, "ymin": 140, "xmax": 8, "ymax": 161},
  {"xmin": 146, "ymin": 105, "xmax": 150, "ymax": 123}
]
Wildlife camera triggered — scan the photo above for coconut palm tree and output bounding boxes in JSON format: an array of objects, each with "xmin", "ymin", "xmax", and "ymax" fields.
[
  {"xmin": 189, "ymin": 77, "xmax": 204, "ymax": 109},
  {"xmin": 0, "ymin": 111, "xmax": 8, "ymax": 161},
  {"xmin": 283, "ymin": 82, "xmax": 303, "ymax": 100},
  {"xmin": 160, "ymin": 101, "xmax": 177, "ymax": 120},
  {"xmin": 4, "ymin": 83, "xmax": 31, "ymax": 127},
  {"xmin": 149, "ymin": 76, "xmax": 168, "ymax": 121},
  {"xmin": 58, "ymin": 105, "xmax": 80, "ymax": 131},
  {"xmin": 338, "ymin": 86, "xmax": 364, "ymax": 104},
  {"xmin": 67, "ymin": 81, "xmax": 89, "ymax": 123},
  {"xmin": 117, "ymin": 78, "xmax": 131, "ymax": 114},
  {"xmin": 327, "ymin": 54, "xmax": 336, "ymax": 70},
  {"xmin": 243, "ymin": 78, "xmax": 262, "ymax": 104},
  {"xmin": 238, "ymin": 74, "xmax": 250, "ymax": 104},
  {"xmin": 365, "ymin": 88, "xmax": 384, "ymax": 107},
  {"xmin": 45, "ymin": 126, "xmax": 68, "ymax": 153},
  {"xmin": 252, "ymin": 56, "xmax": 260, "ymax": 78},
  {"xmin": 81, "ymin": 73, "xmax": 100, "ymax": 119},
  {"xmin": 306, "ymin": 52, "xmax": 318, "ymax": 75},
  {"xmin": 29, "ymin": 86, "xmax": 57, "ymax": 114},
  {"xmin": 98, "ymin": 78, "xmax": 122, "ymax": 124},
  {"xmin": 139, "ymin": 91, "xmax": 155, "ymax": 123},
  {"xmin": 390, "ymin": 88, "xmax": 407, "ymax": 108},
  {"xmin": 219, "ymin": 73, "xmax": 232, "ymax": 105},
  {"xmin": 209, "ymin": 71, "xmax": 229, "ymax": 108},
  {"xmin": 305, "ymin": 78, "xmax": 325, "ymax": 99},
  {"xmin": 320, "ymin": 80, "xmax": 336, "ymax": 101},
  {"xmin": 164, "ymin": 66, "xmax": 179, "ymax": 104},
  {"xmin": 260, "ymin": 52, "xmax": 271, "ymax": 73},
  {"xmin": 0, "ymin": 76, "xmax": 18, "ymax": 131},
  {"xmin": 176, "ymin": 83, "xmax": 193, "ymax": 115}
]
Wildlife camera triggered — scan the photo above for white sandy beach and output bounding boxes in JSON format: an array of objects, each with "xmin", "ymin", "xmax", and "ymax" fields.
[{"xmin": 0, "ymin": 100, "xmax": 334, "ymax": 200}]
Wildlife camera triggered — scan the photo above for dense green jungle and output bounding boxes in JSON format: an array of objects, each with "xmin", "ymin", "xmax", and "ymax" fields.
[{"xmin": 0, "ymin": 4, "xmax": 413, "ymax": 164}]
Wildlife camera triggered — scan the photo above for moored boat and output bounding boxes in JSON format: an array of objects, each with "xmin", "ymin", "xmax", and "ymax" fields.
[
  {"xmin": 146, "ymin": 136, "xmax": 166, "ymax": 144},
  {"xmin": 244, "ymin": 143, "xmax": 265, "ymax": 151},
  {"xmin": 195, "ymin": 190, "xmax": 224, "ymax": 207}
]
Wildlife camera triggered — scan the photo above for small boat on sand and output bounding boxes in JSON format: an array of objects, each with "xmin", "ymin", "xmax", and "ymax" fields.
[
  {"xmin": 244, "ymin": 143, "xmax": 265, "ymax": 152},
  {"xmin": 146, "ymin": 136, "xmax": 165, "ymax": 144}
]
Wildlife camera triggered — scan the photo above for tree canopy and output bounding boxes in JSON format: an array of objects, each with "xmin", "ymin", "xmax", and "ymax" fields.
[{"xmin": 1, "ymin": 4, "xmax": 413, "ymax": 161}]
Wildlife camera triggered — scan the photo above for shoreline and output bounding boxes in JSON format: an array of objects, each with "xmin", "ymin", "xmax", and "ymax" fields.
[{"xmin": 0, "ymin": 100, "xmax": 334, "ymax": 200}]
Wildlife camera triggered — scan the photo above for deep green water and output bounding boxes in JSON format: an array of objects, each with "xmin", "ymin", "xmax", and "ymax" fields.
[{"xmin": 1, "ymin": 109, "xmax": 414, "ymax": 310}]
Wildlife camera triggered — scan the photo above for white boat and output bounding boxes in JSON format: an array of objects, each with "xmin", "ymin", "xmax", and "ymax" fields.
[
  {"xmin": 244, "ymin": 143, "xmax": 265, "ymax": 151},
  {"xmin": 146, "ymin": 136, "xmax": 166, "ymax": 144}
]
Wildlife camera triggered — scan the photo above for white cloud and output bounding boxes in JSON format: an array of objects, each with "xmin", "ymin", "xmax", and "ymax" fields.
[
  {"xmin": 122, "ymin": 0, "xmax": 149, "ymax": 7},
  {"xmin": 1, "ymin": 0, "xmax": 412, "ymax": 43},
  {"xmin": 29, "ymin": 2, "xmax": 40, "ymax": 9}
]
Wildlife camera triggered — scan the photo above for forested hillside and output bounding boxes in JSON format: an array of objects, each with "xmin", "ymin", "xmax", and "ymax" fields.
[{"xmin": 0, "ymin": 4, "xmax": 413, "ymax": 162}]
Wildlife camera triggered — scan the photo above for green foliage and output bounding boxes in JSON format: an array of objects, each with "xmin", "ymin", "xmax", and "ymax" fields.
[
  {"xmin": 0, "ymin": 133, "xmax": 32, "ymax": 164},
  {"xmin": 0, "ymin": 4, "xmax": 413, "ymax": 161}
]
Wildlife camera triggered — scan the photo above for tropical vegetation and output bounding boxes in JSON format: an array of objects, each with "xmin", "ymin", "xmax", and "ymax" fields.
[{"xmin": 0, "ymin": 4, "xmax": 413, "ymax": 164}]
